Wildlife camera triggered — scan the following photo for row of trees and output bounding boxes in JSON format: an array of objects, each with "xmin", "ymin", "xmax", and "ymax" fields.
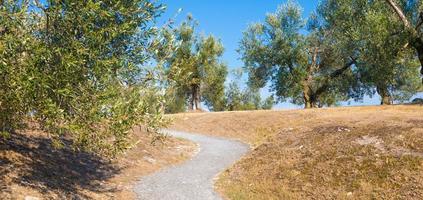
[
  {"xmin": 164, "ymin": 0, "xmax": 423, "ymax": 111},
  {"xmin": 0, "ymin": 0, "xmax": 271, "ymax": 156},
  {"xmin": 240, "ymin": 0, "xmax": 422, "ymax": 108},
  {"xmin": 2, "ymin": 0, "xmax": 422, "ymax": 156}
]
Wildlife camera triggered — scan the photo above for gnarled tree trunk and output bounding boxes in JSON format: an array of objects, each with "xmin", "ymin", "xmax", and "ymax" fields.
[
  {"xmin": 188, "ymin": 86, "xmax": 195, "ymax": 111},
  {"xmin": 303, "ymin": 93, "xmax": 312, "ymax": 109},
  {"xmin": 188, "ymin": 97, "xmax": 194, "ymax": 111},
  {"xmin": 194, "ymin": 84, "xmax": 201, "ymax": 110},
  {"xmin": 377, "ymin": 85, "xmax": 392, "ymax": 105},
  {"xmin": 415, "ymin": 42, "xmax": 423, "ymax": 84},
  {"xmin": 302, "ymin": 81, "xmax": 315, "ymax": 109},
  {"xmin": 189, "ymin": 84, "xmax": 201, "ymax": 110}
]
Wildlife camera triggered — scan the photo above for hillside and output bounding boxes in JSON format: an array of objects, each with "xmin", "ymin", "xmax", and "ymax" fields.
[
  {"xmin": 170, "ymin": 105, "xmax": 423, "ymax": 199},
  {"xmin": 0, "ymin": 126, "xmax": 195, "ymax": 199}
]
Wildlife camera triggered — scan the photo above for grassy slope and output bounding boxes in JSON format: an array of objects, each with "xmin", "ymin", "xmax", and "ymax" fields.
[
  {"xmin": 0, "ymin": 126, "xmax": 196, "ymax": 199},
  {"xmin": 170, "ymin": 105, "xmax": 423, "ymax": 199}
]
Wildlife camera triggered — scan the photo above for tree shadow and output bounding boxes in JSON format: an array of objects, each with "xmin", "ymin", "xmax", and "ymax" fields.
[{"xmin": 0, "ymin": 132, "xmax": 121, "ymax": 199}]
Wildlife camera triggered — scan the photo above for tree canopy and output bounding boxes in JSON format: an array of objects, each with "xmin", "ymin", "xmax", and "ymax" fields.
[
  {"xmin": 239, "ymin": 1, "xmax": 360, "ymax": 108},
  {"xmin": 1, "ymin": 0, "xmax": 171, "ymax": 156},
  {"xmin": 1, "ymin": 0, "xmax": 422, "ymax": 157},
  {"xmin": 319, "ymin": 0, "xmax": 422, "ymax": 104},
  {"xmin": 240, "ymin": 0, "xmax": 422, "ymax": 108},
  {"xmin": 164, "ymin": 15, "xmax": 228, "ymax": 112},
  {"xmin": 224, "ymin": 81, "xmax": 274, "ymax": 111}
]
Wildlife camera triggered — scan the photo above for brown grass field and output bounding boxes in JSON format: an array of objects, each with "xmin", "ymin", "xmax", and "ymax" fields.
[
  {"xmin": 170, "ymin": 105, "xmax": 423, "ymax": 199},
  {"xmin": 0, "ymin": 126, "xmax": 196, "ymax": 199}
]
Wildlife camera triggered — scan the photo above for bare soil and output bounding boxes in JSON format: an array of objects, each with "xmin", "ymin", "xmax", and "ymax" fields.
[
  {"xmin": 170, "ymin": 105, "xmax": 423, "ymax": 199},
  {"xmin": 0, "ymin": 126, "xmax": 196, "ymax": 199}
]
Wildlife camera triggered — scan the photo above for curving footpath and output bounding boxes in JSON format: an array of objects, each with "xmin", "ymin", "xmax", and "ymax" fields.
[{"xmin": 134, "ymin": 130, "xmax": 249, "ymax": 200}]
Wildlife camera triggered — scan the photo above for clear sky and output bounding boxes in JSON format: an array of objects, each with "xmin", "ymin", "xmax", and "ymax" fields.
[
  {"xmin": 160, "ymin": 0, "xmax": 318, "ymax": 71},
  {"xmin": 159, "ymin": 0, "xmax": 422, "ymax": 109}
]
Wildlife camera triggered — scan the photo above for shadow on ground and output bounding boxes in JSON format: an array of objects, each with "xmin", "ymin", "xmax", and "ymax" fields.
[{"xmin": 0, "ymin": 131, "xmax": 121, "ymax": 199}]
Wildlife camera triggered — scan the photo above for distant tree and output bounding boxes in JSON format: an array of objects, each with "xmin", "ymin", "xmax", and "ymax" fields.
[
  {"xmin": 224, "ymin": 82, "xmax": 244, "ymax": 111},
  {"xmin": 224, "ymin": 82, "xmax": 274, "ymax": 111},
  {"xmin": 166, "ymin": 15, "xmax": 228, "ymax": 112},
  {"xmin": 239, "ymin": 1, "xmax": 359, "ymax": 109},
  {"xmin": 261, "ymin": 95, "xmax": 275, "ymax": 110}
]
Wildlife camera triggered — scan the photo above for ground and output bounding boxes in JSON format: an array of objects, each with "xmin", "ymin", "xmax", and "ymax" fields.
[
  {"xmin": 134, "ymin": 130, "xmax": 248, "ymax": 200},
  {"xmin": 0, "ymin": 125, "xmax": 196, "ymax": 199},
  {"xmin": 169, "ymin": 105, "xmax": 423, "ymax": 199}
]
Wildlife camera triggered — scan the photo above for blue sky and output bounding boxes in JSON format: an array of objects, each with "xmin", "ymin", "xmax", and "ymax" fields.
[
  {"xmin": 160, "ymin": 0, "xmax": 318, "ymax": 72},
  {"xmin": 159, "ymin": 0, "xmax": 321, "ymax": 109},
  {"xmin": 159, "ymin": 0, "xmax": 422, "ymax": 109}
]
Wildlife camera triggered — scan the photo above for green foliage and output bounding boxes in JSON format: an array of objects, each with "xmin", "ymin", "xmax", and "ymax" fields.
[
  {"xmin": 0, "ymin": 1, "xmax": 33, "ymax": 134},
  {"xmin": 261, "ymin": 96, "xmax": 275, "ymax": 110},
  {"xmin": 0, "ymin": 0, "xmax": 170, "ymax": 156},
  {"xmin": 224, "ymin": 82, "xmax": 274, "ymax": 111},
  {"xmin": 319, "ymin": 0, "xmax": 421, "ymax": 104},
  {"xmin": 202, "ymin": 62, "xmax": 228, "ymax": 111},
  {"xmin": 239, "ymin": 1, "xmax": 358, "ymax": 108},
  {"xmin": 240, "ymin": 0, "xmax": 421, "ymax": 108},
  {"xmin": 164, "ymin": 86, "xmax": 188, "ymax": 113},
  {"xmin": 2, "ymin": 0, "xmax": 422, "ymax": 160},
  {"xmin": 165, "ymin": 15, "xmax": 228, "ymax": 112}
]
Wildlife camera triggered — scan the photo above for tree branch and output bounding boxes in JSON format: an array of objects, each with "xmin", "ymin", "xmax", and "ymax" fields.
[
  {"xmin": 385, "ymin": 0, "xmax": 418, "ymax": 36},
  {"xmin": 385, "ymin": 0, "xmax": 423, "ymax": 84},
  {"xmin": 313, "ymin": 57, "xmax": 356, "ymax": 99},
  {"xmin": 385, "ymin": 0, "xmax": 412, "ymax": 29},
  {"xmin": 416, "ymin": 12, "xmax": 423, "ymax": 30},
  {"xmin": 34, "ymin": 0, "xmax": 47, "ymax": 12}
]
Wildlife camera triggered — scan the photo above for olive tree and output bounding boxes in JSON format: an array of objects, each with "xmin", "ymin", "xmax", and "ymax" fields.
[
  {"xmin": 319, "ymin": 0, "xmax": 422, "ymax": 104},
  {"xmin": 165, "ymin": 15, "xmax": 228, "ymax": 112},
  {"xmin": 239, "ymin": 1, "xmax": 358, "ymax": 108},
  {"xmin": 1, "ymin": 0, "xmax": 172, "ymax": 156}
]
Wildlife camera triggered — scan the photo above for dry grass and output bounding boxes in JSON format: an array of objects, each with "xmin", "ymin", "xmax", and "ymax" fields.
[
  {"xmin": 0, "ymin": 126, "xmax": 196, "ymax": 199},
  {"xmin": 170, "ymin": 105, "xmax": 423, "ymax": 199}
]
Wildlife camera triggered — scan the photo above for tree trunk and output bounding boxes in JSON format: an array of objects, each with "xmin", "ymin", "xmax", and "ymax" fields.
[
  {"xmin": 303, "ymin": 49, "xmax": 317, "ymax": 109},
  {"xmin": 304, "ymin": 95, "xmax": 312, "ymax": 109},
  {"xmin": 194, "ymin": 84, "xmax": 201, "ymax": 110},
  {"xmin": 303, "ymin": 82, "xmax": 320, "ymax": 108},
  {"xmin": 415, "ymin": 44, "xmax": 423, "ymax": 84},
  {"xmin": 377, "ymin": 85, "xmax": 392, "ymax": 105},
  {"xmin": 303, "ymin": 81, "xmax": 313, "ymax": 109},
  {"xmin": 189, "ymin": 84, "xmax": 201, "ymax": 110},
  {"xmin": 188, "ymin": 86, "xmax": 195, "ymax": 110}
]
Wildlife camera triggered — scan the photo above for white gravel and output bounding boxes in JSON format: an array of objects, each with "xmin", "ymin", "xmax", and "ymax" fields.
[{"xmin": 134, "ymin": 129, "xmax": 249, "ymax": 200}]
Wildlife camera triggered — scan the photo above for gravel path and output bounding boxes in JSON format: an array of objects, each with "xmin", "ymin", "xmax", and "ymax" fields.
[{"xmin": 134, "ymin": 129, "xmax": 249, "ymax": 200}]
